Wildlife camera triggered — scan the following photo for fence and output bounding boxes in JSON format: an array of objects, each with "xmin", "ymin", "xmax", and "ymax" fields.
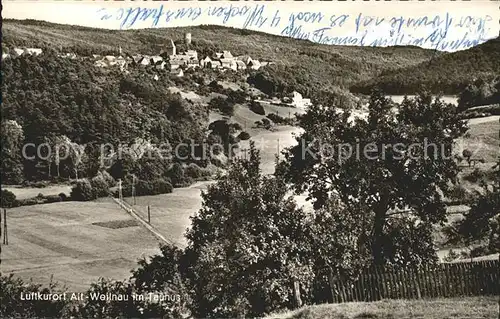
[{"xmin": 321, "ymin": 259, "xmax": 499, "ymax": 303}]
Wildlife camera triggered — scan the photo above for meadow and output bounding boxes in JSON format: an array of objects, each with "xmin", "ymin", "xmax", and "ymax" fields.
[
  {"xmin": 0, "ymin": 199, "xmax": 161, "ymax": 291},
  {"xmin": 266, "ymin": 297, "xmax": 499, "ymax": 319}
]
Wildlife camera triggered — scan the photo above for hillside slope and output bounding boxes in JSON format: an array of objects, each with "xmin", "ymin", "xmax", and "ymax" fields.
[
  {"xmin": 3, "ymin": 19, "xmax": 439, "ymax": 92},
  {"xmin": 351, "ymin": 37, "xmax": 500, "ymax": 95}
]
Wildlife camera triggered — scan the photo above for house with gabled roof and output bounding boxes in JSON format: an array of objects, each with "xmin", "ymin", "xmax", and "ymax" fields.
[
  {"xmin": 237, "ymin": 55, "xmax": 253, "ymax": 65},
  {"xmin": 169, "ymin": 68, "xmax": 184, "ymax": 77},
  {"xmin": 186, "ymin": 58, "xmax": 199, "ymax": 69},
  {"xmin": 248, "ymin": 59, "xmax": 261, "ymax": 70},
  {"xmin": 211, "ymin": 61, "xmax": 222, "ymax": 69},
  {"xmin": 220, "ymin": 58, "xmax": 237, "ymax": 71},
  {"xmin": 236, "ymin": 60, "xmax": 247, "ymax": 70},
  {"xmin": 150, "ymin": 56, "xmax": 163, "ymax": 65},
  {"xmin": 186, "ymin": 50, "xmax": 198, "ymax": 60},
  {"xmin": 13, "ymin": 48, "xmax": 25, "ymax": 56},
  {"xmin": 138, "ymin": 56, "xmax": 150, "ymax": 66},
  {"xmin": 222, "ymin": 50, "xmax": 233, "ymax": 59},
  {"xmin": 156, "ymin": 61, "xmax": 167, "ymax": 70},
  {"xmin": 200, "ymin": 56, "xmax": 212, "ymax": 68}
]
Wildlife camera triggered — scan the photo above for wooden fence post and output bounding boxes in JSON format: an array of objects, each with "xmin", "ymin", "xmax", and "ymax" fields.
[{"xmin": 147, "ymin": 205, "xmax": 151, "ymax": 224}]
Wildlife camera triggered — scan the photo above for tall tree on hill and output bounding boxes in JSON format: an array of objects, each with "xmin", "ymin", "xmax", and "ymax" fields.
[
  {"xmin": 279, "ymin": 91, "xmax": 468, "ymax": 266},
  {"xmin": 1, "ymin": 120, "xmax": 25, "ymax": 184},
  {"xmin": 185, "ymin": 142, "xmax": 364, "ymax": 317}
]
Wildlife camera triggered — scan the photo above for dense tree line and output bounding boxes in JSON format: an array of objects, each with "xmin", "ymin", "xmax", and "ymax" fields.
[
  {"xmin": 457, "ymin": 77, "xmax": 500, "ymax": 111},
  {"xmin": 1, "ymin": 53, "xmax": 210, "ymax": 184},
  {"xmin": 351, "ymin": 37, "xmax": 500, "ymax": 95},
  {"xmin": 247, "ymin": 64, "xmax": 359, "ymax": 109}
]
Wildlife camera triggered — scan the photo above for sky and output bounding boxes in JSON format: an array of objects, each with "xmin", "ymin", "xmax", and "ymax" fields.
[{"xmin": 3, "ymin": 1, "xmax": 499, "ymax": 51}]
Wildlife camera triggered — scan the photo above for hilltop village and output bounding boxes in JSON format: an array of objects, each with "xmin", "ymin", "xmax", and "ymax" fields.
[{"xmin": 2, "ymin": 33, "xmax": 274, "ymax": 78}]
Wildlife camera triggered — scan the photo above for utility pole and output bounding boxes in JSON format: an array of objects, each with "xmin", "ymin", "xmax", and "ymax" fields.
[
  {"xmin": 277, "ymin": 138, "xmax": 280, "ymax": 161},
  {"xmin": 3, "ymin": 209, "xmax": 7, "ymax": 245},
  {"xmin": 148, "ymin": 205, "xmax": 151, "ymax": 224},
  {"xmin": 132, "ymin": 175, "xmax": 136, "ymax": 205},
  {"xmin": 118, "ymin": 179, "xmax": 123, "ymax": 202}
]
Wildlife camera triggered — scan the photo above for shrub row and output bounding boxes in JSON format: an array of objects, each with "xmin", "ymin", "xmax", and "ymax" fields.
[
  {"xmin": 70, "ymin": 171, "xmax": 116, "ymax": 201},
  {"xmin": 119, "ymin": 178, "xmax": 174, "ymax": 197},
  {"xmin": 249, "ymin": 101, "xmax": 265, "ymax": 115},
  {"xmin": 1, "ymin": 189, "xmax": 68, "ymax": 208}
]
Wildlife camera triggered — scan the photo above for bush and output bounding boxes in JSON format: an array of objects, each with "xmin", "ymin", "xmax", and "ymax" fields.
[
  {"xmin": 99, "ymin": 171, "xmax": 116, "ymax": 188},
  {"xmin": 184, "ymin": 163, "xmax": 203, "ymax": 179},
  {"xmin": 90, "ymin": 175, "xmax": 110, "ymax": 198},
  {"xmin": 209, "ymin": 97, "xmax": 234, "ymax": 116},
  {"xmin": 464, "ymin": 168, "xmax": 492, "ymax": 184},
  {"xmin": 227, "ymin": 89, "xmax": 248, "ymax": 104},
  {"xmin": 135, "ymin": 180, "xmax": 155, "ymax": 196},
  {"xmin": 122, "ymin": 178, "xmax": 173, "ymax": 197},
  {"xmin": 70, "ymin": 179, "xmax": 94, "ymax": 201},
  {"xmin": 0, "ymin": 274, "xmax": 69, "ymax": 318},
  {"xmin": 17, "ymin": 198, "xmax": 40, "ymax": 206},
  {"xmin": 1, "ymin": 189, "xmax": 18, "ymax": 208},
  {"xmin": 43, "ymin": 195, "xmax": 65, "ymax": 204},
  {"xmin": 230, "ymin": 122, "xmax": 243, "ymax": 131},
  {"xmin": 153, "ymin": 178, "xmax": 174, "ymax": 194},
  {"xmin": 167, "ymin": 163, "xmax": 185, "ymax": 186},
  {"xmin": 249, "ymin": 101, "xmax": 265, "ymax": 115},
  {"xmin": 447, "ymin": 185, "xmax": 469, "ymax": 201},
  {"xmin": 238, "ymin": 131, "xmax": 251, "ymax": 140}
]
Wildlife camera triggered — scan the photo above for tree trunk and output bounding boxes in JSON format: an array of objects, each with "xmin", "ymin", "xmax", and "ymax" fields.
[
  {"xmin": 74, "ymin": 168, "xmax": 78, "ymax": 180},
  {"xmin": 56, "ymin": 164, "xmax": 60, "ymax": 178},
  {"xmin": 372, "ymin": 209, "xmax": 386, "ymax": 266},
  {"xmin": 48, "ymin": 161, "xmax": 51, "ymax": 178},
  {"xmin": 293, "ymin": 280, "xmax": 302, "ymax": 309}
]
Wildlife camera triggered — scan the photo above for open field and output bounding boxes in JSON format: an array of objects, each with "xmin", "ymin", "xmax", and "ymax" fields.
[
  {"xmin": 0, "ymin": 199, "xmax": 161, "ymax": 292},
  {"xmin": 266, "ymin": 297, "xmax": 499, "ymax": 319}
]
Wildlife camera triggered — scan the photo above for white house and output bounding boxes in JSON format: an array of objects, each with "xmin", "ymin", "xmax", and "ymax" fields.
[
  {"xmin": 26, "ymin": 48, "xmax": 43, "ymax": 56},
  {"xmin": 170, "ymin": 68, "xmax": 184, "ymax": 77},
  {"xmin": 150, "ymin": 56, "xmax": 163, "ymax": 65},
  {"xmin": 235, "ymin": 60, "xmax": 246, "ymax": 70},
  {"xmin": 222, "ymin": 50, "xmax": 233, "ymax": 59},
  {"xmin": 200, "ymin": 56, "xmax": 212, "ymax": 68},
  {"xmin": 156, "ymin": 61, "xmax": 167, "ymax": 70},
  {"xmin": 248, "ymin": 59, "xmax": 261, "ymax": 70},
  {"xmin": 237, "ymin": 55, "xmax": 252, "ymax": 65},
  {"xmin": 138, "ymin": 56, "xmax": 150, "ymax": 66},
  {"xmin": 211, "ymin": 61, "xmax": 222, "ymax": 69},
  {"xmin": 220, "ymin": 58, "xmax": 237, "ymax": 70},
  {"xmin": 186, "ymin": 50, "xmax": 198, "ymax": 60},
  {"xmin": 13, "ymin": 48, "xmax": 25, "ymax": 56},
  {"xmin": 292, "ymin": 91, "xmax": 312, "ymax": 109}
]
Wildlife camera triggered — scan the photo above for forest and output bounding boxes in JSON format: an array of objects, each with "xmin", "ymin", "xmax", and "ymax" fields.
[
  {"xmin": 1, "ymin": 52, "xmax": 210, "ymax": 185},
  {"xmin": 351, "ymin": 37, "xmax": 500, "ymax": 95}
]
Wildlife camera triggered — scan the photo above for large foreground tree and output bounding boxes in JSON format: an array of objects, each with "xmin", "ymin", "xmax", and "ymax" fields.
[
  {"xmin": 279, "ymin": 91, "xmax": 468, "ymax": 265},
  {"xmin": 184, "ymin": 142, "xmax": 365, "ymax": 317}
]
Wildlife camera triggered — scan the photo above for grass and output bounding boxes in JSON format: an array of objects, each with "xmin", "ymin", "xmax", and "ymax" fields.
[
  {"xmin": 1, "ymin": 199, "xmax": 161, "ymax": 291},
  {"xmin": 267, "ymin": 297, "xmax": 499, "ymax": 319}
]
